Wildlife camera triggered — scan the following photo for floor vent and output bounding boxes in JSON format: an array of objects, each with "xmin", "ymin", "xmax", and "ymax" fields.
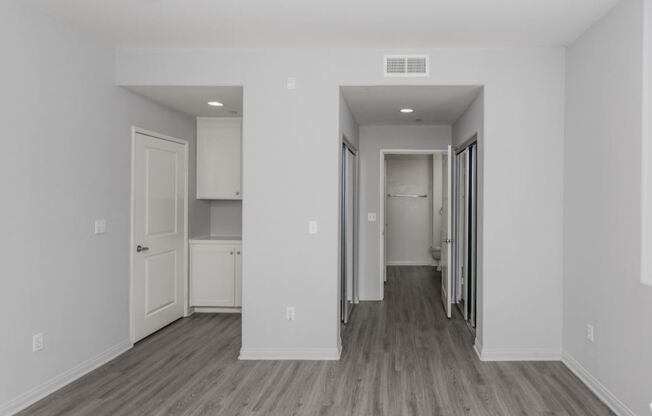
[{"xmin": 384, "ymin": 55, "xmax": 429, "ymax": 77}]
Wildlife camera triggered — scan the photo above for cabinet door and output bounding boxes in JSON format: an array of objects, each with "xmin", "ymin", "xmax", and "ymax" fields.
[
  {"xmin": 234, "ymin": 246, "xmax": 242, "ymax": 307},
  {"xmin": 196, "ymin": 118, "xmax": 242, "ymax": 200},
  {"xmin": 190, "ymin": 244, "xmax": 236, "ymax": 307}
]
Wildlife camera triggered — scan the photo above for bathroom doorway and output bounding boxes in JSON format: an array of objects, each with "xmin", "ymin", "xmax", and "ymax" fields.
[{"xmin": 379, "ymin": 149, "xmax": 449, "ymax": 305}]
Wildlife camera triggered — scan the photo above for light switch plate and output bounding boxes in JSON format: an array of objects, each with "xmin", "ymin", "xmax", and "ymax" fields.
[
  {"xmin": 32, "ymin": 333, "xmax": 44, "ymax": 352},
  {"xmin": 308, "ymin": 220, "xmax": 318, "ymax": 235},
  {"xmin": 94, "ymin": 219, "xmax": 107, "ymax": 235},
  {"xmin": 368, "ymin": 213, "xmax": 377, "ymax": 222},
  {"xmin": 287, "ymin": 77, "xmax": 296, "ymax": 90}
]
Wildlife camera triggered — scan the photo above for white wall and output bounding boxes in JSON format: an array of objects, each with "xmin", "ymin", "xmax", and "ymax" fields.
[
  {"xmin": 339, "ymin": 92, "xmax": 359, "ymax": 148},
  {"xmin": 385, "ymin": 155, "xmax": 435, "ymax": 266},
  {"xmin": 432, "ymin": 156, "xmax": 443, "ymax": 253},
  {"xmin": 117, "ymin": 46, "xmax": 565, "ymax": 360},
  {"xmin": 564, "ymin": 0, "xmax": 652, "ymax": 414},
  {"xmin": 358, "ymin": 125, "xmax": 450, "ymax": 300},
  {"xmin": 209, "ymin": 201, "xmax": 243, "ymax": 237},
  {"xmin": 0, "ymin": 2, "xmax": 210, "ymax": 413},
  {"xmin": 452, "ymin": 91, "xmax": 487, "ymax": 347}
]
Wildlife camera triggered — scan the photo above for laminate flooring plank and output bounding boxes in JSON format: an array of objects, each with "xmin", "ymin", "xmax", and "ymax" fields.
[{"xmin": 17, "ymin": 266, "xmax": 614, "ymax": 416}]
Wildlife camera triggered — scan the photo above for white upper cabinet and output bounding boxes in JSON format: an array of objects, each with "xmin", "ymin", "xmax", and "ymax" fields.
[{"xmin": 196, "ymin": 117, "xmax": 242, "ymax": 200}]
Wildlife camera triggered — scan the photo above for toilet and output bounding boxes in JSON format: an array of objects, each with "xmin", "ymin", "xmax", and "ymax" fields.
[{"xmin": 429, "ymin": 246, "xmax": 442, "ymax": 271}]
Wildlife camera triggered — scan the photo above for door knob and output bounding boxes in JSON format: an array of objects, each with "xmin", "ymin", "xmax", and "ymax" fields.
[{"xmin": 136, "ymin": 245, "xmax": 149, "ymax": 253}]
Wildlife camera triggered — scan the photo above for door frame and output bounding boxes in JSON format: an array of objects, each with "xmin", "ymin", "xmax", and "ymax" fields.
[
  {"xmin": 129, "ymin": 127, "xmax": 190, "ymax": 344},
  {"xmin": 379, "ymin": 149, "xmax": 447, "ymax": 300}
]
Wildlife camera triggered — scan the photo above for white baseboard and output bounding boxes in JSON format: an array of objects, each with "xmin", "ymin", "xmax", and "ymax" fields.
[
  {"xmin": 239, "ymin": 345, "xmax": 342, "ymax": 361},
  {"xmin": 473, "ymin": 339, "xmax": 483, "ymax": 360},
  {"xmin": 386, "ymin": 261, "xmax": 434, "ymax": 266},
  {"xmin": 0, "ymin": 339, "xmax": 132, "ymax": 416},
  {"xmin": 475, "ymin": 344, "xmax": 561, "ymax": 361},
  {"xmin": 562, "ymin": 352, "xmax": 636, "ymax": 416}
]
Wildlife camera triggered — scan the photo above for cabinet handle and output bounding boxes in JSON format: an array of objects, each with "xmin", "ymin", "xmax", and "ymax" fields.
[
  {"xmin": 235, "ymin": 191, "xmax": 240, "ymax": 196},
  {"xmin": 237, "ymin": 251, "xmax": 241, "ymax": 255},
  {"xmin": 230, "ymin": 251, "xmax": 234, "ymax": 255}
]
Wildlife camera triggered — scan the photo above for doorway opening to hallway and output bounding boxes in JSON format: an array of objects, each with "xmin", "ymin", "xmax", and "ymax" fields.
[{"xmin": 339, "ymin": 85, "xmax": 483, "ymax": 343}]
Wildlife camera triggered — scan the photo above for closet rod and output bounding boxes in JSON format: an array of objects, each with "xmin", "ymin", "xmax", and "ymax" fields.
[{"xmin": 387, "ymin": 194, "xmax": 428, "ymax": 198}]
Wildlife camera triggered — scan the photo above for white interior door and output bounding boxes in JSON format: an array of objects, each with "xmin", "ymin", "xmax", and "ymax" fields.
[
  {"xmin": 441, "ymin": 146, "xmax": 453, "ymax": 318},
  {"xmin": 133, "ymin": 132, "xmax": 186, "ymax": 342}
]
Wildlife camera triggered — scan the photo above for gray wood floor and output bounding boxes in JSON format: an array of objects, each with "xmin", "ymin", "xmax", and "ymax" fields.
[{"xmin": 19, "ymin": 266, "xmax": 613, "ymax": 416}]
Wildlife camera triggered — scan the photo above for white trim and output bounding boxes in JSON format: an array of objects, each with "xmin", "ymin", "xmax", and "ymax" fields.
[
  {"xmin": 475, "ymin": 345, "xmax": 561, "ymax": 362},
  {"xmin": 130, "ymin": 127, "xmax": 190, "ymax": 344},
  {"xmin": 0, "ymin": 340, "xmax": 132, "ymax": 416},
  {"xmin": 239, "ymin": 346, "xmax": 342, "ymax": 361},
  {"xmin": 642, "ymin": 0, "xmax": 652, "ymax": 287},
  {"xmin": 379, "ymin": 149, "xmax": 447, "ymax": 301},
  {"xmin": 562, "ymin": 352, "xmax": 636, "ymax": 416},
  {"xmin": 473, "ymin": 339, "xmax": 483, "ymax": 360},
  {"xmin": 386, "ymin": 261, "xmax": 434, "ymax": 266}
]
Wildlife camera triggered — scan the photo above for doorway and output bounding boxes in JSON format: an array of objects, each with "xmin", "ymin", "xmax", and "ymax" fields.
[
  {"xmin": 130, "ymin": 128, "xmax": 189, "ymax": 343},
  {"xmin": 339, "ymin": 85, "xmax": 483, "ymax": 348},
  {"xmin": 341, "ymin": 138, "xmax": 358, "ymax": 324},
  {"xmin": 379, "ymin": 149, "xmax": 451, "ymax": 314}
]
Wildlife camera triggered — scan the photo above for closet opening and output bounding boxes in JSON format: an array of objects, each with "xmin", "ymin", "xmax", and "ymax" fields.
[
  {"xmin": 340, "ymin": 137, "xmax": 358, "ymax": 325},
  {"xmin": 453, "ymin": 137, "xmax": 478, "ymax": 332}
]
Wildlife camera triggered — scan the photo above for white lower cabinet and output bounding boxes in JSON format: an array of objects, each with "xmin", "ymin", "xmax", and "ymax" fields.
[{"xmin": 190, "ymin": 239, "xmax": 242, "ymax": 308}]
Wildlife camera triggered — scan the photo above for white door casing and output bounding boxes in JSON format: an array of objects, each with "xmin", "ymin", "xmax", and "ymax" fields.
[
  {"xmin": 132, "ymin": 131, "xmax": 187, "ymax": 342},
  {"xmin": 441, "ymin": 146, "xmax": 453, "ymax": 318}
]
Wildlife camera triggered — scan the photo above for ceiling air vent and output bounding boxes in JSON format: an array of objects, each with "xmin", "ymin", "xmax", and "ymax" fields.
[{"xmin": 384, "ymin": 55, "xmax": 429, "ymax": 77}]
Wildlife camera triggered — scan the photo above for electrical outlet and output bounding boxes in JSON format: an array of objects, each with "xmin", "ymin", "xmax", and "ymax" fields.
[
  {"xmin": 308, "ymin": 221, "xmax": 318, "ymax": 235},
  {"xmin": 367, "ymin": 212, "xmax": 377, "ymax": 222},
  {"xmin": 586, "ymin": 324, "xmax": 595, "ymax": 343},
  {"xmin": 32, "ymin": 333, "xmax": 44, "ymax": 352},
  {"xmin": 287, "ymin": 77, "xmax": 296, "ymax": 90},
  {"xmin": 286, "ymin": 307, "xmax": 295, "ymax": 321}
]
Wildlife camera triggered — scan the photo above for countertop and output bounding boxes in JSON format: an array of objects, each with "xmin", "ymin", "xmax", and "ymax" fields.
[{"xmin": 190, "ymin": 235, "xmax": 242, "ymax": 242}]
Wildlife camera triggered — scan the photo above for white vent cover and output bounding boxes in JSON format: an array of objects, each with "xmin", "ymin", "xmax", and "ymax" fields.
[{"xmin": 384, "ymin": 55, "xmax": 429, "ymax": 77}]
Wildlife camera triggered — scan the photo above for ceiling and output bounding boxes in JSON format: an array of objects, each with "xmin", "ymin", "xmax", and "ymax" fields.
[
  {"xmin": 126, "ymin": 86, "xmax": 243, "ymax": 117},
  {"xmin": 26, "ymin": 0, "xmax": 619, "ymax": 48},
  {"xmin": 342, "ymin": 86, "xmax": 482, "ymax": 126}
]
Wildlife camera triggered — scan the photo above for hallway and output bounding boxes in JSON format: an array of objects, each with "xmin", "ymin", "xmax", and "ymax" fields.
[{"xmin": 19, "ymin": 267, "xmax": 612, "ymax": 416}]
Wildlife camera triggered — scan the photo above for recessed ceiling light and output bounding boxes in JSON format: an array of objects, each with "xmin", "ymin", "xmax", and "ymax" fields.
[
  {"xmin": 400, "ymin": 108, "xmax": 414, "ymax": 113},
  {"xmin": 207, "ymin": 101, "xmax": 224, "ymax": 107}
]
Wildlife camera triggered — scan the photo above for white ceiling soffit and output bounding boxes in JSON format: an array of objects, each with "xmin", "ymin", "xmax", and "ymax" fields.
[
  {"xmin": 341, "ymin": 85, "xmax": 482, "ymax": 126},
  {"xmin": 125, "ymin": 86, "xmax": 243, "ymax": 118},
  {"xmin": 25, "ymin": 0, "xmax": 619, "ymax": 48}
]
